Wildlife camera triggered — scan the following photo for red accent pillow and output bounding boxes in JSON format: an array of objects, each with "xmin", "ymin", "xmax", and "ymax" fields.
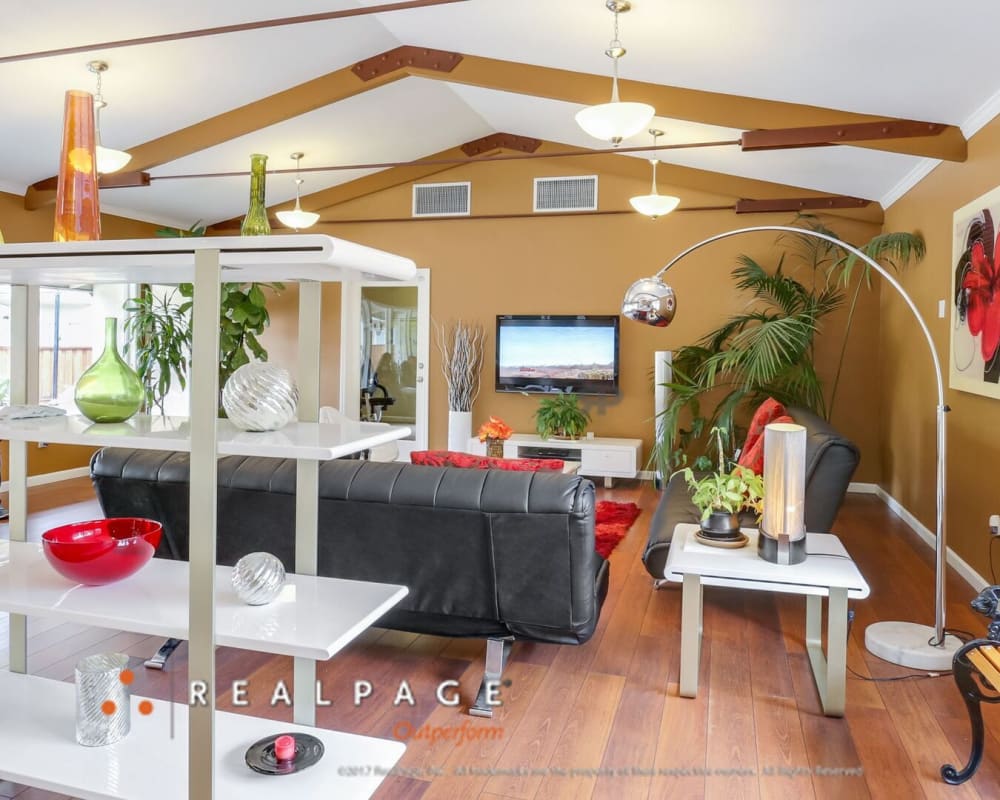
[
  {"xmin": 410, "ymin": 451, "xmax": 564, "ymax": 472},
  {"xmin": 737, "ymin": 412, "xmax": 795, "ymax": 475}
]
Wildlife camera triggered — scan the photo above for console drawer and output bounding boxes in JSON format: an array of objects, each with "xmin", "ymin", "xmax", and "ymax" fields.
[{"xmin": 580, "ymin": 448, "xmax": 635, "ymax": 476}]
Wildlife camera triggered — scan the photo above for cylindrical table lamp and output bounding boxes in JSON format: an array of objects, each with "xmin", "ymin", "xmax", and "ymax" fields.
[{"xmin": 758, "ymin": 422, "xmax": 807, "ymax": 565}]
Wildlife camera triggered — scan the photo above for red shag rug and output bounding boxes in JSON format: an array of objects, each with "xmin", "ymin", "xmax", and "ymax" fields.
[{"xmin": 595, "ymin": 501, "xmax": 642, "ymax": 558}]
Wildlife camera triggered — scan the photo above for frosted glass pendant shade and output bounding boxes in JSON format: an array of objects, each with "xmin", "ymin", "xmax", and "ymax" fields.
[
  {"xmin": 96, "ymin": 145, "xmax": 132, "ymax": 174},
  {"xmin": 759, "ymin": 422, "xmax": 807, "ymax": 565},
  {"xmin": 276, "ymin": 202, "xmax": 320, "ymax": 230},
  {"xmin": 575, "ymin": 101, "xmax": 655, "ymax": 145},
  {"xmin": 629, "ymin": 193, "xmax": 680, "ymax": 219}
]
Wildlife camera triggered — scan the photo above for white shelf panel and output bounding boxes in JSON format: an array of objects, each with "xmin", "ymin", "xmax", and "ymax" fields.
[
  {"xmin": 0, "ymin": 415, "xmax": 411, "ymax": 460},
  {"xmin": 0, "ymin": 542, "xmax": 408, "ymax": 660},
  {"xmin": 0, "ymin": 671, "xmax": 404, "ymax": 800},
  {"xmin": 0, "ymin": 234, "xmax": 417, "ymax": 284}
]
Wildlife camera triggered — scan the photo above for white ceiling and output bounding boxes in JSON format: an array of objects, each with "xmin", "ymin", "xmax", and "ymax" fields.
[{"xmin": 4, "ymin": 0, "xmax": 999, "ymax": 225}]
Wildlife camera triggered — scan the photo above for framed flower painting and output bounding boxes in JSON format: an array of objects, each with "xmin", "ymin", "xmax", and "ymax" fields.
[{"xmin": 951, "ymin": 185, "xmax": 1000, "ymax": 398}]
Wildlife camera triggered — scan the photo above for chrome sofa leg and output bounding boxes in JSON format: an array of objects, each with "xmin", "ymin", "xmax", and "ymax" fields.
[
  {"xmin": 144, "ymin": 637, "xmax": 182, "ymax": 670},
  {"xmin": 469, "ymin": 636, "xmax": 513, "ymax": 718},
  {"xmin": 653, "ymin": 578, "xmax": 670, "ymax": 590}
]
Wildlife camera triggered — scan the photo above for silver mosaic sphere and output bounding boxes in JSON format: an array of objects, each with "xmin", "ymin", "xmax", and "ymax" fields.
[
  {"xmin": 232, "ymin": 552, "xmax": 286, "ymax": 606},
  {"xmin": 621, "ymin": 276, "xmax": 676, "ymax": 327},
  {"xmin": 222, "ymin": 362, "xmax": 298, "ymax": 431}
]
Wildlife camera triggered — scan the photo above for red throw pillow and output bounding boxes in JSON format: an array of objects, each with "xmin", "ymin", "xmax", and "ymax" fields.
[
  {"xmin": 409, "ymin": 451, "xmax": 564, "ymax": 472},
  {"xmin": 737, "ymin": 412, "xmax": 795, "ymax": 475},
  {"xmin": 736, "ymin": 398, "xmax": 786, "ymax": 470}
]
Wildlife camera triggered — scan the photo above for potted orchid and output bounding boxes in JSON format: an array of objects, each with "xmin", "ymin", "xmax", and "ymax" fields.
[{"xmin": 478, "ymin": 416, "xmax": 513, "ymax": 458}]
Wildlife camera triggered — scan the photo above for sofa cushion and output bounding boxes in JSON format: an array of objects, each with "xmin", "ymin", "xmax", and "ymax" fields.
[{"xmin": 410, "ymin": 450, "xmax": 565, "ymax": 472}]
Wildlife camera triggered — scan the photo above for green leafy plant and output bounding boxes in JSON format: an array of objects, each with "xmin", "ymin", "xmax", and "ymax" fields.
[
  {"xmin": 534, "ymin": 393, "xmax": 590, "ymax": 440},
  {"xmin": 679, "ymin": 427, "xmax": 764, "ymax": 521},
  {"xmin": 123, "ymin": 223, "xmax": 283, "ymax": 414},
  {"xmin": 123, "ymin": 287, "xmax": 192, "ymax": 414},
  {"xmin": 656, "ymin": 215, "xmax": 925, "ymax": 475}
]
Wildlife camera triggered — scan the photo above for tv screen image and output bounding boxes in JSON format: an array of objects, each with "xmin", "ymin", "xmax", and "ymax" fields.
[{"xmin": 495, "ymin": 315, "xmax": 620, "ymax": 395}]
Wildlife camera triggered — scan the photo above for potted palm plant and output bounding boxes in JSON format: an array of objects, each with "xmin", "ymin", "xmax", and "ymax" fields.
[
  {"xmin": 535, "ymin": 393, "xmax": 590, "ymax": 440},
  {"xmin": 680, "ymin": 427, "xmax": 764, "ymax": 540}
]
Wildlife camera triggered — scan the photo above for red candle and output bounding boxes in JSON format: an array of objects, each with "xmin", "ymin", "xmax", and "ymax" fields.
[{"xmin": 274, "ymin": 735, "xmax": 295, "ymax": 761}]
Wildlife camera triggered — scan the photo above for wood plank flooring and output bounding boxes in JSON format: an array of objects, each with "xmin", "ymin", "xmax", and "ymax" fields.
[{"xmin": 1, "ymin": 477, "xmax": 999, "ymax": 799}]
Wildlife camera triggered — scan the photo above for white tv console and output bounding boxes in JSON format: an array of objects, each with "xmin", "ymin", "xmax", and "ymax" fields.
[{"xmin": 468, "ymin": 433, "xmax": 642, "ymax": 487}]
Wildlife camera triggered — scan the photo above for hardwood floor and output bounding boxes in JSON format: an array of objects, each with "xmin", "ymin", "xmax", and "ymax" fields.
[{"xmin": 2, "ymin": 477, "xmax": 999, "ymax": 799}]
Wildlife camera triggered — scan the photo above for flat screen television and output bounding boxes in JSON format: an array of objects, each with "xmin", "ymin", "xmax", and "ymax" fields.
[{"xmin": 495, "ymin": 315, "xmax": 620, "ymax": 396}]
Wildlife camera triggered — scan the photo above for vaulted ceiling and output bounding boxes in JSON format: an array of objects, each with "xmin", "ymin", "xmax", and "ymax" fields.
[{"xmin": 3, "ymin": 0, "xmax": 996, "ymax": 228}]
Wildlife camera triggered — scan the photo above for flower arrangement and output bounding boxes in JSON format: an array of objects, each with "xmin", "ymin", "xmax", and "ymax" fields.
[
  {"xmin": 478, "ymin": 416, "xmax": 513, "ymax": 458},
  {"xmin": 478, "ymin": 416, "xmax": 513, "ymax": 442}
]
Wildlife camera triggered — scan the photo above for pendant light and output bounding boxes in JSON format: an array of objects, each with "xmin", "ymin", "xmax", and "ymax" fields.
[
  {"xmin": 629, "ymin": 129, "xmax": 680, "ymax": 219},
  {"xmin": 87, "ymin": 61, "xmax": 131, "ymax": 175},
  {"xmin": 575, "ymin": 1, "xmax": 655, "ymax": 146},
  {"xmin": 275, "ymin": 152, "xmax": 320, "ymax": 230}
]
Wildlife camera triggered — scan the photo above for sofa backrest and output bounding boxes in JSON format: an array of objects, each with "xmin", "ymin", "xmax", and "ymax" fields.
[
  {"xmin": 90, "ymin": 450, "xmax": 604, "ymax": 645},
  {"xmin": 786, "ymin": 406, "xmax": 860, "ymax": 532}
]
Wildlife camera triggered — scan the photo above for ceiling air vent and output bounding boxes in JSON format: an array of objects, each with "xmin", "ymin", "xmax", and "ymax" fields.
[
  {"xmin": 534, "ymin": 175, "xmax": 598, "ymax": 212},
  {"xmin": 412, "ymin": 181, "xmax": 471, "ymax": 217}
]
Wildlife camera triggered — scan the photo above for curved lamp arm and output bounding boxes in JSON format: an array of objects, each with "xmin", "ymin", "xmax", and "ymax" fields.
[{"xmin": 624, "ymin": 225, "xmax": 950, "ymax": 649}]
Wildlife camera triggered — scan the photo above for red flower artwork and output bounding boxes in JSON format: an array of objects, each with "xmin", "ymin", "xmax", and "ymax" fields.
[{"xmin": 963, "ymin": 235, "xmax": 1000, "ymax": 362}]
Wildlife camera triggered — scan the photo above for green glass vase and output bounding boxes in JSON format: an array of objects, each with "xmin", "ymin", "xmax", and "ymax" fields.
[
  {"xmin": 240, "ymin": 153, "xmax": 271, "ymax": 236},
  {"xmin": 74, "ymin": 317, "xmax": 143, "ymax": 423}
]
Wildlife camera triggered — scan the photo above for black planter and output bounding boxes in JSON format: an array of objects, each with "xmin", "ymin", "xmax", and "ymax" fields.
[{"xmin": 699, "ymin": 510, "xmax": 741, "ymax": 538}]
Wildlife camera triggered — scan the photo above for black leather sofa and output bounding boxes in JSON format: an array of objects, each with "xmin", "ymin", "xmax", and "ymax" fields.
[
  {"xmin": 91, "ymin": 451, "xmax": 609, "ymax": 714},
  {"xmin": 642, "ymin": 406, "xmax": 860, "ymax": 581}
]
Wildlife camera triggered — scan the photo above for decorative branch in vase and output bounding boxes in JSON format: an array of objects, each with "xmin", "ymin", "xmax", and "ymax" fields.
[{"xmin": 434, "ymin": 319, "xmax": 485, "ymax": 451}]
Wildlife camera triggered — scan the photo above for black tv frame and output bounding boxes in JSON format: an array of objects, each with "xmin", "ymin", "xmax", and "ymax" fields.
[{"xmin": 494, "ymin": 314, "xmax": 620, "ymax": 396}]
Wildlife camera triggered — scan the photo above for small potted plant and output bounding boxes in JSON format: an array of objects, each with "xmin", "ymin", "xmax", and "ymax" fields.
[
  {"xmin": 534, "ymin": 393, "xmax": 590, "ymax": 440},
  {"xmin": 680, "ymin": 426, "xmax": 764, "ymax": 540},
  {"xmin": 478, "ymin": 416, "xmax": 513, "ymax": 458}
]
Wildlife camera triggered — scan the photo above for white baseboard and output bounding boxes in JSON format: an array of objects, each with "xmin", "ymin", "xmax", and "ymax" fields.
[
  {"xmin": 0, "ymin": 466, "xmax": 90, "ymax": 494},
  {"xmin": 868, "ymin": 485, "xmax": 990, "ymax": 592}
]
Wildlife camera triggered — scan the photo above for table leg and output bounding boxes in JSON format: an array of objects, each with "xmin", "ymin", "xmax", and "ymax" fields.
[
  {"xmin": 679, "ymin": 573, "xmax": 703, "ymax": 698},
  {"xmin": 805, "ymin": 589, "xmax": 848, "ymax": 717}
]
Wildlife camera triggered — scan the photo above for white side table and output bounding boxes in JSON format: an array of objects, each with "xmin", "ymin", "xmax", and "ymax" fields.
[{"xmin": 664, "ymin": 524, "xmax": 870, "ymax": 717}]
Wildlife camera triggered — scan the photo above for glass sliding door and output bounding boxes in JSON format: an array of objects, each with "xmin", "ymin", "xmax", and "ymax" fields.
[{"xmin": 341, "ymin": 269, "xmax": 429, "ymax": 458}]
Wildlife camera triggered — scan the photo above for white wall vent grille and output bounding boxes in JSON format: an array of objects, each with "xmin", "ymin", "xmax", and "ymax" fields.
[
  {"xmin": 412, "ymin": 182, "xmax": 471, "ymax": 217},
  {"xmin": 533, "ymin": 175, "xmax": 598, "ymax": 212}
]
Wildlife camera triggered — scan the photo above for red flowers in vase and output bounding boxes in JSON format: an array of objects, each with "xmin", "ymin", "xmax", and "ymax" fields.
[{"xmin": 477, "ymin": 416, "xmax": 513, "ymax": 458}]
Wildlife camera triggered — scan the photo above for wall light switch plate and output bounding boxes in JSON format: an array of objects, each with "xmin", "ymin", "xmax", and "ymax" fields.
[{"xmin": 938, "ymin": 299, "xmax": 946, "ymax": 319}]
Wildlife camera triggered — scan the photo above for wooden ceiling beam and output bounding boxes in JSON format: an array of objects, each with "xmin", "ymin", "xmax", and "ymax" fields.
[{"xmin": 421, "ymin": 54, "xmax": 966, "ymax": 163}]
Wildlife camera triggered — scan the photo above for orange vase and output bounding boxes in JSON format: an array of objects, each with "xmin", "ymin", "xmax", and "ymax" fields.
[{"xmin": 53, "ymin": 90, "xmax": 101, "ymax": 242}]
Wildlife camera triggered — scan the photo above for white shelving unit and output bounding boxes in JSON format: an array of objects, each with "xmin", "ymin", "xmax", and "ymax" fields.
[{"xmin": 0, "ymin": 235, "xmax": 417, "ymax": 799}]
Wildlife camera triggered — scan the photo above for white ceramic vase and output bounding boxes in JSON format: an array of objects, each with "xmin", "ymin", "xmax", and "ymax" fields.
[{"xmin": 447, "ymin": 410, "xmax": 472, "ymax": 452}]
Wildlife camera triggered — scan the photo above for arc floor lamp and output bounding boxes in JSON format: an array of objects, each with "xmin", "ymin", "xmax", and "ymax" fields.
[{"xmin": 622, "ymin": 225, "xmax": 960, "ymax": 671}]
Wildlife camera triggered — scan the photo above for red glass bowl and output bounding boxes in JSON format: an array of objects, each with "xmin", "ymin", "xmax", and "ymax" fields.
[{"xmin": 41, "ymin": 518, "xmax": 162, "ymax": 586}]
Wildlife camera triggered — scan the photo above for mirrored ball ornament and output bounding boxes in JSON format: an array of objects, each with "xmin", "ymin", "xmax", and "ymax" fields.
[
  {"xmin": 232, "ymin": 552, "xmax": 286, "ymax": 606},
  {"xmin": 621, "ymin": 277, "xmax": 676, "ymax": 327},
  {"xmin": 222, "ymin": 362, "xmax": 299, "ymax": 431}
]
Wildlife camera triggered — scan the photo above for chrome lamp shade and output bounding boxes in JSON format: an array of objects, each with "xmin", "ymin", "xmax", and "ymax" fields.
[{"xmin": 758, "ymin": 422, "xmax": 807, "ymax": 565}]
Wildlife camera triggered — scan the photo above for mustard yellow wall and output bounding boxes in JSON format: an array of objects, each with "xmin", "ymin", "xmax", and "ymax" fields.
[
  {"xmin": 261, "ymin": 156, "xmax": 886, "ymax": 479},
  {"xmin": 882, "ymin": 116, "xmax": 1000, "ymax": 581},
  {"xmin": 0, "ymin": 190, "xmax": 160, "ymax": 478}
]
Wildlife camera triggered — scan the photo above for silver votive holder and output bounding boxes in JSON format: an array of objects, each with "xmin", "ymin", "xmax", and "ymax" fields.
[{"xmin": 75, "ymin": 652, "xmax": 130, "ymax": 746}]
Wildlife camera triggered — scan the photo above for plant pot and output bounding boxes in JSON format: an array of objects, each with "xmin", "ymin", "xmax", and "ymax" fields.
[
  {"xmin": 699, "ymin": 511, "xmax": 741, "ymax": 539},
  {"xmin": 485, "ymin": 437, "xmax": 505, "ymax": 458}
]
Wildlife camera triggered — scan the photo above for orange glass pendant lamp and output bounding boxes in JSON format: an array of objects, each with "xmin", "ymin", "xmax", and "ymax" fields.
[{"xmin": 53, "ymin": 89, "xmax": 101, "ymax": 241}]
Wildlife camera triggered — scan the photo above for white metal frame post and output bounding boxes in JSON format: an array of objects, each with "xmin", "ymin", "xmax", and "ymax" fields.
[
  {"xmin": 7, "ymin": 285, "xmax": 38, "ymax": 674},
  {"xmin": 294, "ymin": 281, "xmax": 322, "ymax": 726},
  {"xmin": 189, "ymin": 249, "xmax": 222, "ymax": 798}
]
